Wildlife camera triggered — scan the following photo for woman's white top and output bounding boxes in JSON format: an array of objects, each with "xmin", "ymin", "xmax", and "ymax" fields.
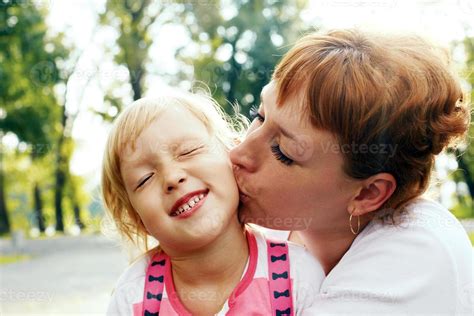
[{"xmin": 262, "ymin": 197, "xmax": 473, "ymax": 315}]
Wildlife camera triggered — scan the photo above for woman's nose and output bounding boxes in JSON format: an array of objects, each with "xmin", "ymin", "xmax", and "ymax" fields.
[{"xmin": 230, "ymin": 136, "xmax": 258, "ymax": 173}]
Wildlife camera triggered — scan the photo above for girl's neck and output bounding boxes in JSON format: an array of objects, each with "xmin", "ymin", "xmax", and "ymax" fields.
[
  {"xmin": 290, "ymin": 215, "xmax": 371, "ymax": 275},
  {"xmin": 169, "ymin": 221, "xmax": 249, "ymax": 286},
  {"xmin": 162, "ymin": 220, "xmax": 249, "ymax": 315}
]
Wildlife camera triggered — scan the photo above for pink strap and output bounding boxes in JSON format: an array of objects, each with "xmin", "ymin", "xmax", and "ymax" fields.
[
  {"xmin": 266, "ymin": 239, "xmax": 294, "ymax": 316},
  {"xmin": 142, "ymin": 251, "xmax": 168, "ymax": 316}
]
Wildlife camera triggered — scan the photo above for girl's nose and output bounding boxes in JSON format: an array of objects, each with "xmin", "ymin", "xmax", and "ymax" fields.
[{"xmin": 163, "ymin": 169, "xmax": 187, "ymax": 193}]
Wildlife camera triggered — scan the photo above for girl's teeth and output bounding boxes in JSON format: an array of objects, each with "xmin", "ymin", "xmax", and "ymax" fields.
[{"xmin": 173, "ymin": 193, "xmax": 207, "ymax": 216}]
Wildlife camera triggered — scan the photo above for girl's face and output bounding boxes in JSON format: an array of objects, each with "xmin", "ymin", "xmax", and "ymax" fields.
[
  {"xmin": 230, "ymin": 81, "xmax": 358, "ymax": 233},
  {"xmin": 120, "ymin": 105, "xmax": 239, "ymax": 254}
]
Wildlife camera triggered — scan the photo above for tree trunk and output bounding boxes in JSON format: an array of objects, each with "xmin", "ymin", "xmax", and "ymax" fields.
[
  {"xmin": 33, "ymin": 182, "xmax": 46, "ymax": 232},
  {"xmin": 54, "ymin": 100, "xmax": 67, "ymax": 232},
  {"xmin": 225, "ymin": 38, "xmax": 241, "ymax": 105},
  {"xmin": 129, "ymin": 65, "xmax": 143, "ymax": 101},
  {"xmin": 457, "ymin": 154, "xmax": 474, "ymax": 200},
  {"xmin": 54, "ymin": 150, "xmax": 66, "ymax": 232},
  {"xmin": 73, "ymin": 201, "xmax": 85, "ymax": 229},
  {"xmin": 0, "ymin": 141, "xmax": 11, "ymax": 235}
]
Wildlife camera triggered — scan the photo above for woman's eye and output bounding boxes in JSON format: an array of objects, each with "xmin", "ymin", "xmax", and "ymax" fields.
[
  {"xmin": 136, "ymin": 174, "xmax": 153, "ymax": 189},
  {"xmin": 271, "ymin": 144, "xmax": 294, "ymax": 166},
  {"xmin": 249, "ymin": 105, "xmax": 264, "ymax": 123}
]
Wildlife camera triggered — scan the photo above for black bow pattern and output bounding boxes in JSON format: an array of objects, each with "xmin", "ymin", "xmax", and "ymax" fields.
[
  {"xmin": 271, "ymin": 254, "xmax": 287, "ymax": 262},
  {"xmin": 273, "ymin": 289, "xmax": 290, "ymax": 299},
  {"xmin": 151, "ymin": 259, "xmax": 166, "ymax": 267},
  {"xmin": 276, "ymin": 307, "xmax": 291, "ymax": 316},
  {"xmin": 270, "ymin": 242, "xmax": 286, "ymax": 248},
  {"xmin": 144, "ymin": 310, "xmax": 159, "ymax": 316},
  {"xmin": 148, "ymin": 275, "xmax": 164, "ymax": 283},
  {"xmin": 146, "ymin": 292, "xmax": 163, "ymax": 301},
  {"xmin": 272, "ymin": 271, "xmax": 288, "ymax": 280}
]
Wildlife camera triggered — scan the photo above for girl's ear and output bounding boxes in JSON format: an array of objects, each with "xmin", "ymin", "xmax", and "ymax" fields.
[{"xmin": 348, "ymin": 173, "xmax": 397, "ymax": 216}]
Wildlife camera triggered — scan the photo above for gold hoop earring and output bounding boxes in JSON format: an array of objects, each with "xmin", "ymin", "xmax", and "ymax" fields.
[{"xmin": 349, "ymin": 211, "xmax": 360, "ymax": 235}]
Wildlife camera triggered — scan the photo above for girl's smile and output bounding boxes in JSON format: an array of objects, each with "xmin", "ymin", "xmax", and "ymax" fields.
[{"xmin": 170, "ymin": 189, "xmax": 209, "ymax": 218}]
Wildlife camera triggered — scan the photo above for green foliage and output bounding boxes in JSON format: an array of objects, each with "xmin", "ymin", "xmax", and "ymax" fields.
[
  {"xmin": 100, "ymin": 0, "xmax": 174, "ymax": 104},
  {"xmin": 177, "ymin": 0, "xmax": 310, "ymax": 116},
  {"xmin": 0, "ymin": 254, "xmax": 31, "ymax": 265},
  {"xmin": 449, "ymin": 36, "xmax": 474, "ymax": 214},
  {"xmin": 0, "ymin": 1, "xmax": 67, "ymax": 148},
  {"xmin": 468, "ymin": 232, "xmax": 474, "ymax": 246},
  {"xmin": 451, "ymin": 199, "xmax": 474, "ymax": 219},
  {"xmin": 0, "ymin": 1, "xmax": 73, "ymax": 235}
]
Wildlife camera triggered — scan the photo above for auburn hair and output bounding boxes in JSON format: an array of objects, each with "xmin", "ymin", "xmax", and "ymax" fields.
[{"xmin": 273, "ymin": 29, "xmax": 470, "ymax": 214}]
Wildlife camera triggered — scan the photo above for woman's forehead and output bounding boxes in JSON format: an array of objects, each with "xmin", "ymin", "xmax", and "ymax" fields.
[{"xmin": 261, "ymin": 81, "xmax": 311, "ymax": 128}]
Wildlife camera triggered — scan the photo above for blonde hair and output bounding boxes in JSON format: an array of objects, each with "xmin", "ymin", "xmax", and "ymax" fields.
[
  {"xmin": 273, "ymin": 29, "xmax": 470, "ymax": 215},
  {"xmin": 101, "ymin": 91, "xmax": 247, "ymax": 251}
]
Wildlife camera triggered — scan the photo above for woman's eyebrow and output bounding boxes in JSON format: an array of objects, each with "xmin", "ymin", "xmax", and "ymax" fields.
[{"xmin": 277, "ymin": 123, "xmax": 296, "ymax": 140}]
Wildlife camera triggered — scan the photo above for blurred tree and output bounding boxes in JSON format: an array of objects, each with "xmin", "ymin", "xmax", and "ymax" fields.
[
  {"xmin": 177, "ymin": 0, "xmax": 309, "ymax": 115},
  {"xmin": 0, "ymin": 1, "xmax": 67, "ymax": 234},
  {"xmin": 451, "ymin": 36, "xmax": 474, "ymax": 216},
  {"xmin": 99, "ymin": 0, "xmax": 174, "ymax": 106}
]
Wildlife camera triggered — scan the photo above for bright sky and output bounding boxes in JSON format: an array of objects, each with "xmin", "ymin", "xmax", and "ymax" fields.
[{"xmin": 41, "ymin": 0, "xmax": 473, "ymax": 193}]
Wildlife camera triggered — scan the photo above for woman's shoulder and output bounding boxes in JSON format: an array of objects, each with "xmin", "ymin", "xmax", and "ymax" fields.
[
  {"xmin": 349, "ymin": 196, "xmax": 471, "ymax": 271},
  {"xmin": 320, "ymin": 196, "xmax": 472, "ymax": 314},
  {"xmin": 362, "ymin": 196, "xmax": 471, "ymax": 253}
]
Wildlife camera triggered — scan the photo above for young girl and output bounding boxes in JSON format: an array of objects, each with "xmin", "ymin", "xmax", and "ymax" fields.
[{"xmin": 102, "ymin": 92, "xmax": 324, "ymax": 315}]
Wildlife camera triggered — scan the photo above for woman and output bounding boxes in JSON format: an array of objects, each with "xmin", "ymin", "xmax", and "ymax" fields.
[{"xmin": 230, "ymin": 29, "xmax": 472, "ymax": 314}]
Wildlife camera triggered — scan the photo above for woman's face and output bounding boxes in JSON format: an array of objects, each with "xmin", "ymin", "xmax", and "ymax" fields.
[{"xmin": 230, "ymin": 81, "xmax": 358, "ymax": 232}]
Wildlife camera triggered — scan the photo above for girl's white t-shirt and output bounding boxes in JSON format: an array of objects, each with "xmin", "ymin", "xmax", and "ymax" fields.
[{"xmin": 264, "ymin": 197, "xmax": 473, "ymax": 315}]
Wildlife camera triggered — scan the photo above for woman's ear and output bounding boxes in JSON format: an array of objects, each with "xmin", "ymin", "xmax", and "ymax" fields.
[{"xmin": 349, "ymin": 173, "xmax": 397, "ymax": 216}]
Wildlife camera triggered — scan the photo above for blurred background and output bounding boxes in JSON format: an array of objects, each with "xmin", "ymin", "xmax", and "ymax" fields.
[{"xmin": 1, "ymin": 0, "xmax": 473, "ymax": 314}]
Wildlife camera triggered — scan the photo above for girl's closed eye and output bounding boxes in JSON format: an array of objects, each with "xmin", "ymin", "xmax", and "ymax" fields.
[
  {"xmin": 136, "ymin": 173, "xmax": 153, "ymax": 190},
  {"xmin": 180, "ymin": 145, "xmax": 205, "ymax": 157}
]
